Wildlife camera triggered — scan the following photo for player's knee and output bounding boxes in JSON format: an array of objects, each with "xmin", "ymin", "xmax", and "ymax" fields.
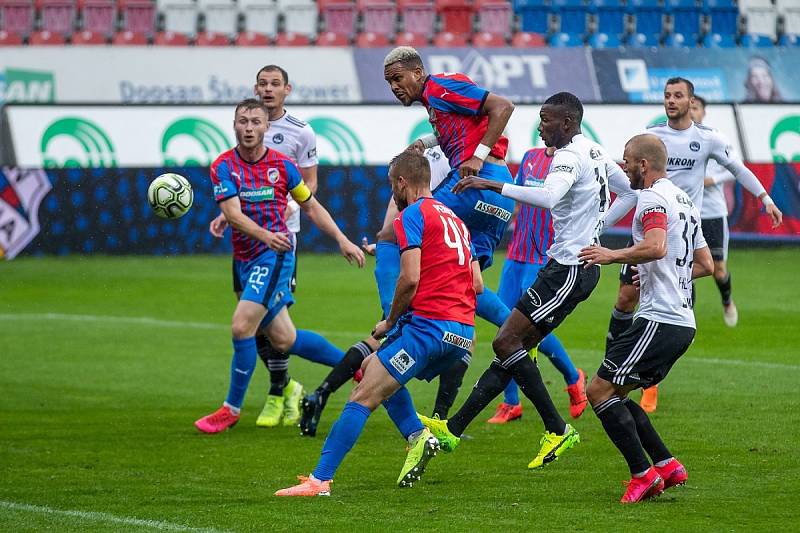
[
  {"xmin": 268, "ymin": 334, "xmax": 293, "ymax": 353},
  {"xmin": 492, "ymin": 332, "xmax": 518, "ymax": 358},
  {"xmin": 615, "ymin": 285, "xmax": 638, "ymax": 313},
  {"xmin": 348, "ymin": 385, "xmax": 380, "ymax": 411},
  {"xmin": 231, "ymin": 318, "xmax": 256, "ymax": 340},
  {"xmin": 586, "ymin": 376, "xmax": 613, "ymax": 407}
]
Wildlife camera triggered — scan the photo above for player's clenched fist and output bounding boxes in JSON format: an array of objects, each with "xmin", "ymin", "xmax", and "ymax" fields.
[
  {"xmin": 458, "ymin": 156, "xmax": 484, "ymax": 178},
  {"xmin": 264, "ymin": 231, "xmax": 293, "ymax": 252}
]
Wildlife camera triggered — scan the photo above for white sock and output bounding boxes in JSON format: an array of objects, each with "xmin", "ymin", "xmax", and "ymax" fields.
[
  {"xmin": 633, "ymin": 469, "xmax": 650, "ymax": 478},
  {"xmin": 223, "ymin": 402, "xmax": 241, "ymax": 415},
  {"xmin": 655, "ymin": 458, "xmax": 673, "ymax": 468},
  {"xmin": 407, "ymin": 429, "xmax": 424, "ymax": 443}
]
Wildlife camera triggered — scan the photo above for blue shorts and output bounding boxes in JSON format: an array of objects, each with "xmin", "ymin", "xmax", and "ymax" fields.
[
  {"xmin": 497, "ymin": 259, "xmax": 547, "ymax": 309},
  {"xmin": 377, "ymin": 313, "xmax": 474, "ymax": 385},
  {"xmin": 433, "ymin": 162, "xmax": 514, "ymax": 271},
  {"xmin": 233, "ymin": 250, "xmax": 295, "ymax": 327}
]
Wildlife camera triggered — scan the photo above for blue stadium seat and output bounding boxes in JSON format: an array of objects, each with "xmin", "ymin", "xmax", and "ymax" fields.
[
  {"xmin": 664, "ymin": 31, "xmax": 694, "ymax": 46},
  {"xmin": 667, "ymin": 0, "xmax": 702, "ymax": 38},
  {"xmin": 629, "ymin": 0, "xmax": 665, "ymax": 36},
  {"xmin": 704, "ymin": 0, "xmax": 738, "ymax": 35},
  {"xmin": 625, "ymin": 31, "xmax": 660, "ymax": 46},
  {"xmin": 588, "ymin": 31, "xmax": 622, "ymax": 47},
  {"xmin": 514, "ymin": 0, "xmax": 550, "ymax": 33},
  {"xmin": 592, "ymin": 0, "xmax": 625, "ymax": 36},
  {"xmin": 552, "ymin": 0, "xmax": 588, "ymax": 35},
  {"xmin": 778, "ymin": 33, "xmax": 800, "ymax": 46},
  {"xmin": 702, "ymin": 31, "xmax": 736, "ymax": 47},
  {"xmin": 740, "ymin": 33, "xmax": 774, "ymax": 47},
  {"xmin": 548, "ymin": 31, "xmax": 584, "ymax": 46}
]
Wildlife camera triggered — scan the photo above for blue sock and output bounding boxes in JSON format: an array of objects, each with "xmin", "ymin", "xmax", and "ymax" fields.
[
  {"xmin": 290, "ymin": 330, "xmax": 344, "ymax": 367},
  {"xmin": 476, "ymin": 289, "xmax": 511, "ymax": 328},
  {"xmin": 538, "ymin": 333, "xmax": 579, "ymax": 385},
  {"xmin": 313, "ymin": 402, "xmax": 372, "ymax": 481},
  {"xmin": 383, "ymin": 386, "xmax": 423, "ymax": 439},
  {"xmin": 225, "ymin": 336, "xmax": 257, "ymax": 409},
  {"xmin": 503, "ymin": 379, "xmax": 520, "ymax": 405},
  {"xmin": 375, "ymin": 241, "xmax": 401, "ymax": 318}
]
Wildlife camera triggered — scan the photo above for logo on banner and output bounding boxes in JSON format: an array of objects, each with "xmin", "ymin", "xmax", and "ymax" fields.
[
  {"xmin": 616, "ymin": 60, "xmax": 649, "ymax": 93},
  {"xmin": 40, "ymin": 117, "xmax": 117, "ymax": 168},
  {"xmin": 770, "ymin": 115, "xmax": 800, "ymax": 163},
  {"xmin": 307, "ymin": 117, "xmax": 365, "ymax": 165},
  {"xmin": 427, "ymin": 51, "xmax": 552, "ymax": 94},
  {"xmin": 0, "ymin": 167, "xmax": 52, "ymax": 259},
  {"xmin": 161, "ymin": 117, "xmax": 232, "ymax": 166},
  {"xmin": 0, "ymin": 68, "xmax": 55, "ymax": 104}
]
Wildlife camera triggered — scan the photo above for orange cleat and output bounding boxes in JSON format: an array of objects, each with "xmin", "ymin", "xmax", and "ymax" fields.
[
  {"xmin": 487, "ymin": 402, "xmax": 523, "ymax": 424},
  {"xmin": 655, "ymin": 458, "xmax": 687, "ymax": 490},
  {"xmin": 640, "ymin": 385, "xmax": 659, "ymax": 413},
  {"xmin": 621, "ymin": 467, "xmax": 665, "ymax": 504},
  {"xmin": 275, "ymin": 475, "xmax": 332, "ymax": 497},
  {"xmin": 565, "ymin": 368, "xmax": 588, "ymax": 419},
  {"xmin": 194, "ymin": 405, "xmax": 240, "ymax": 434}
]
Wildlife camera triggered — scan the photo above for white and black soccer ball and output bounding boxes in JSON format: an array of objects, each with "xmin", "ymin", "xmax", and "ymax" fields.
[{"xmin": 147, "ymin": 173, "xmax": 193, "ymax": 219}]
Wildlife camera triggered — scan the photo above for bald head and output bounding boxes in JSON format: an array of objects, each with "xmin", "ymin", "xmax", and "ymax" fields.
[{"xmin": 623, "ymin": 134, "xmax": 668, "ymax": 189}]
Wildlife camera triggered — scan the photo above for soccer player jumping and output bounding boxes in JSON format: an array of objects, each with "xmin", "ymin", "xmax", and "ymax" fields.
[{"xmin": 275, "ymin": 150, "xmax": 481, "ymax": 496}]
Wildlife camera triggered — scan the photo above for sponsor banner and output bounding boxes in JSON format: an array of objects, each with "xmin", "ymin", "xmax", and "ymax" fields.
[
  {"xmin": 593, "ymin": 48, "xmax": 800, "ymax": 104},
  {"xmin": 736, "ymin": 105, "xmax": 800, "ymax": 163},
  {"xmin": 355, "ymin": 48, "xmax": 600, "ymax": 103},
  {"xmin": 0, "ymin": 167, "xmax": 51, "ymax": 259},
  {"xmin": 4, "ymin": 104, "xmax": 740, "ymax": 168},
  {"xmin": 729, "ymin": 163, "xmax": 800, "ymax": 240},
  {"xmin": 0, "ymin": 48, "xmax": 360, "ymax": 104}
]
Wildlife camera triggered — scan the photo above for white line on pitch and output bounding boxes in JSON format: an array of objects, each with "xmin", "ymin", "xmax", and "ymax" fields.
[{"xmin": 0, "ymin": 501, "xmax": 226, "ymax": 532}]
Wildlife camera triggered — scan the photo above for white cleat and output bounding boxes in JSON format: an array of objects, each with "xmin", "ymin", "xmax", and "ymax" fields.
[{"xmin": 723, "ymin": 301, "xmax": 738, "ymax": 327}]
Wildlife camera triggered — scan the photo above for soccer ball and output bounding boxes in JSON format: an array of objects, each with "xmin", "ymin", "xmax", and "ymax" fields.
[{"xmin": 147, "ymin": 173, "xmax": 193, "ymax": 219}]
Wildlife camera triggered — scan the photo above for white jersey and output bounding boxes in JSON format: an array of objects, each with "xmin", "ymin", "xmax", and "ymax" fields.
[
  {"xmin": 546, "ymin": 134, "xmax": 614, "ymax": 265},
  {"xmin": 701, "ymin": 128, "xmax": 737, "ymax": 219},
  {"xmin": 264, "ymin": 110, "xmax": 318, "ymax": 233},
  {"xmin": 425, "ymin": 146, "xmax": 451, "ymax": 190},
  {"xmin": 634, "ymin": 178, "xmax": 707, "ymax": 328}
]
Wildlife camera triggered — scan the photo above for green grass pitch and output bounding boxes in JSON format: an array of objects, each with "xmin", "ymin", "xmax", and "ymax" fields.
[{"xmin": 1, "ymin": 250, "xmax": 799, "ymax": 532}]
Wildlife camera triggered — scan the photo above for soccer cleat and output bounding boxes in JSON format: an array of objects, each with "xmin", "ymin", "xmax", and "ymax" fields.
[
  {"xmin": 275, "ymin": 475, "xmax": 332, "ymax": 497},
  {"xmin": 417, "ymin": 413, "xmax": 461, "ymax": 452},
  {"xmin": 527, "ymin": 424, "xmax": 580, "ymax": 469},
  {"xmin": 640, "ymin": 385, "xmax": 658, "ymax": 413},
  {"xmin": 654, "ymin": 458, "xmax": 688, "ymax": 490},
  {"xmin": 397, "ymin": 429, "xmax": 440, "ymax": 487},
  {"xmin": 194, "ymin": 405, "xmax": 240, "ymax": 434},
  {"xmin": 256, "ymin": 394, "xmax": 284, "ymax": 427},
  {"xmin": 723, "ymin": 301, "xmax": 738, "ymax": 327},
  {"xmin": 299, "ymin": 391, "xmax": 329, "ymax": 437},
  {"xmin": 282, "ymin": 379, "xmax": 304, "ymax": 427},
  {"xmin": 620, "ymin": 467, "xmax": 665, "ymax": 503},
  {"xmin": 487, "ymin": 403, "xmax": 523, "ymax": 424},
  {"xmin": 565, "ymin": 368, "xmax": 588, "ymax": 419}
]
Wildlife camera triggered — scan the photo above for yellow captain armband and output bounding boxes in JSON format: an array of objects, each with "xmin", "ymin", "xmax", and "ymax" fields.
[{"xmin": 289, "ymin": 181, "xmax": 313, "ymax": 203}]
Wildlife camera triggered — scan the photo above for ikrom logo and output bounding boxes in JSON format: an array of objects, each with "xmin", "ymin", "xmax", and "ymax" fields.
[
  {"xmin": 307, "ymin": 117, "xmax": 364, "ymax": 165},
  {"xmin": 40, "ymin": 117, "xmax": 116, "ymax": 168},
  {"xmin": 161, "ymin": 118, "xmax": 232, "ymax": 167}
]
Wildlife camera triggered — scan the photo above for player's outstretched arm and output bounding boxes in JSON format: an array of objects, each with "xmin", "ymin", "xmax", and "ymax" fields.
[
  {"xmin": 299, "ymin": 196, "xmax": 365, "ymax": 267},
  {"xmin": 579, "ymin": 228, "xmax": 667, "ymax": 268},
  {"xmin": 218, "ymin": 197, "xmax": 292, "ymax": 252},
  {"xmin": 602, "ymin": 162, "xmax": 639, "ymax": 230}
]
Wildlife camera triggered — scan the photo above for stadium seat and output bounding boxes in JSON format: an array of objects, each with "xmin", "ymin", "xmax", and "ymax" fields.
[
  {"xmin": 777, "ymin": 0, "xmax": 800, "ymax": 37},
  {"xmin": 239, "ymin": 0, "xmax": 278, "ymax": 38},
  {"xmin": 37, "ymin": 0, "xmax": 76, "ymax": 36},
  {"xmin": 235, "ymin": 29, "xmax": 271, "ymax": 44},
  {"xmin": 275, "ymin": 30, "xmax": 311, "ymax": 44},
  {"xmin": 153, "ymin": 29, "xmax": 190, "ymax": 43},
  {"xmin": 625, "ymin": 31, "xmax": 660, "ymax": 46},
  {"xmin": 629, "ymin": 0, "xmax": 664, "ymax": 37},
  {"xmin": 119, "ymin": 0, "xmax": 156, "ymax": 36},
  {"xmin": 112, "ymin": 28, "xmax": 148, "ymax": 42},
  {"xmin": 198, "ymin": 0, "xmax": 238, "ymax": 36},
  {"xmin": 740, "ymin": 0, "xmax": 777, "ymax": 40},
  {"xmin": 355, "ymin": 29, "xmax": 390, "ymax": 45},
  {"xmin": 667, "ymin": 0, "xmax": 702, "ymax": 39},
  {"xmin": 511, "ymin": 30, "xmax": 545, "ymax": 46},
  {"xmin": 29, "ymin": 28, "xmax": 66, "ymax": 42},
  {"xmin": 778, "ymin": 33, "xmax": 799, "ymax": 46},
  {"xmin": 79, "ymin": 0, "xmax": 116, "ymax": 36},
  {"xmin": 588, "ymin": 30, "xmax": 620, "ymax": 47},
  {"xmin": 71, "ymin": 28, "xmax": 108, "ymax": 42},
  {"xmin": 740, "ymin": 32, "xmax": 774, "ymax": 47},
  {"xmin": 358, "ymin": 0, "xmax": 396, "ymax": 36},
  {"xmin": 592, "ymin": 0, "xmax": 625, "ymax": 36},
  {"xmin": 548, "ymin": 30, "xmax": 583, "ymax": 46},
  {"xmin": 278, "ymin": 0, "xmax": 318, "ymax": 37},
  {"xmin": 664, "ymin": 31, "xmax": 693, "ymax": 47},
  {"xmin": 701, "ymin": 30, "xmax": 735, "ymax": 46},
  {"xmin": 196, "ymin": 30, "xmax": 230, "ymax": 44},
  {"xmin": 316, "ymin": 28, "xmax": 349, "ymax": 44},
  {"xmin": 433, "ymin": 29, "xmax": 469, "ymax": 45},
  {"xmin": 703, "ymin": 0, "xmax": 738, "ymax": 35},
  {"xmin": 397, "ymin": 0, "xmax": 435, "ymax": 39},
  {"xmin": 393, "ymin": 29, "xmax": 429, "ymax": 45},
  {"xmin": 0, "ymin": 28, "xmax": 24, "ymax": 42},
  {"xmin": 0, "ymin": 0, "xmax": 35, "ymax": 38},
  {"xmin": 514, "ymin": 0, "xmax": 549, "ymax": 33},
  {"xmin": 318, "ymin": 0, "xmax": 357, "ymax": 38},
  {"xmin": 436, "ymin": 0, "xmax": 474, "ymax": 34},
  {"xmin": 475, "ymin": 0, "xmax": 511, "ymax": 36},
  {"xmin": 553, "ymin": 0, "xmax": 588, "ymax": 35},
  {"xmin": 472, "ymin": 29, "xmax": 505, "ymax": 45},
  {"xmin": 157, "ymin": 0, "xmax": 197, "ymax": 37}
]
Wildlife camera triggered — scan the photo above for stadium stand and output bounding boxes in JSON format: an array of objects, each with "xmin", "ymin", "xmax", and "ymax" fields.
[{"xmin": 239, "ymin": 0, "xmax": 278, "ymax": 39}]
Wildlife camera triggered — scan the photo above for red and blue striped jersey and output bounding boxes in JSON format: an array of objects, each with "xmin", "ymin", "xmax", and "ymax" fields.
[
  {"xmin": 210, "ymin": 147, "xmax": 304, "ymax": 261},
  {"xmin": 394, "ymin": 198, "xmax": 476, "ymax": 325},
  {"xmin": 421, "ymin": 73, "xmax": 509, "ymax": 169},
  {"xmin": 507, "ymin": 148, "xmax": 554, "ymax": 265}
]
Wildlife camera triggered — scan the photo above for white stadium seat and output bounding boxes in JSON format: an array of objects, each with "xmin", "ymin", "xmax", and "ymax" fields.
[
  {"xmin": 277, "ymin": 0, "xmax": 318, "ymax": 36},
  {"xmin": 240, "ymin": 0, "xmax": 279, "ymax": 37},
  {"xmin": 199, "ymin": 0, "xmax": 239, "ymax": 35},
  {"xmin": 739, "ymin": 0, "xmax": 778, "ymax": 38},
  {"xmin": 158, "ymin": 0, "xmax": 199, "ymax": 36}
]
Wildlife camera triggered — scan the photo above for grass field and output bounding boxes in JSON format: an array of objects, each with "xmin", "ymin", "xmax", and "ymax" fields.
[{"xmin": 2, "ymin": 250, "xmax": 800, "ymax": 532}]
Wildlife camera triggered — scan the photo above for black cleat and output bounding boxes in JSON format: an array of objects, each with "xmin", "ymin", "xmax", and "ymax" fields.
[{"xmin": 299, "ymin": 391, "xmax": 327, "ymax": 437}]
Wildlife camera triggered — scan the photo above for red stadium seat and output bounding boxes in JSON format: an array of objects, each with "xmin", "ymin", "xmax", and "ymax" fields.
[
  {"xmin": 79, "ymin": 0, "xmax": 115, "ymax": 35},
  {"xmin": 112, "ymin": 28, "xmax": 148, "ymax": 42},
  {"xmin": 472, "ymin": 30, "xmax": 505, "ymax": 46},
  {"xmin": 195, "ymin": 31, "xmax": 230, "ymax": 45},
  {"xmin": 394, "ymin": 29, "xmax": 429, "ymax": 45},
  {"xmin": 435, "ymin": 0, "xmax": 474, "ymax": 34},
  {"xmin": 275, "ymin": 31, "xmax": 311, "ymax": 45},
  {"xmin": 432, "ymin": 29, "xmax": 469, "ymax": 46},
  {"xmin": 316, "ymin": 29, "xmax": 349, "ymax": 45},
  {"xmin": 358, "ymin": 0, "xmax": 396, "ymax": 35},
  {"xmin": 318, "ymin": 0, "xmax": 357, "ymax": 38},
  {"xmin": 0, "ymin": 0, "xmax": 35, "ymax": 38},
  {"xmin": 154, "ymin": 30, "xmax": 190, "ymax": 44},
  {"xmin": 0, "ymin": 29, "xmax": 24, "ymax": 43},
  {"xmin": 72, "ymin": 28, "xmax": 108, "ymax": 42},
  {"xmin": 119, "ymin": 0, "xmax": 156, "ymax": 37},
  {"xmin": 511, "ymin": 30, "xmax": 545, "ymax": 47},
  {"xmin": 355, "ymin": 29, "xmax": 389, "ymax": 46},
  {"xmin": 235, "ymin": 30, "xmax": 271, "ymax": 45},
  {"xmin": 397, "ymin": 0, "xmax": 435, "ymax": 39},
  {"xmin": 28, "ymin": 29, "xmax": 67, "ymax": 43},
  {"xmin": 475, "ymin": 0, "xmax": 510, "ymax": 36},
  {"xmin": 36, "ymin": 0, "xmax": 76, "ymax": 36}
]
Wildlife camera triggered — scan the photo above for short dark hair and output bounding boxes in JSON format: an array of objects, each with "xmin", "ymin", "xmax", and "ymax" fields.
[
  {"xmin": 694, "ymin": 95, "xmax": 707, "ymax": 108},
  {"xmin": 256, "ymin": 65, "xmax": 289, "ymax": 85},
  {"xmin": 235, "ymin": 98, "xmax": 269, "ymax": 116},
  {"xmin": 389, "ymin": 150, "xmax": 431, "ymax": 187},
  {"xmin": 543, "ymin": 91, "xmax": 583, "ymax": 123},
  {"xmin": 665, "ymin": 77, "xmax": 695, "ymax": 97}
]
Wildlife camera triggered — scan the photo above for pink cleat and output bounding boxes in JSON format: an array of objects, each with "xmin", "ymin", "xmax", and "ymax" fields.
[
  {"xmin": 620, "ymin": 467, "xmax": 665, "ymax": 504},
  {"xmin": 275, "ymin": 475, "xmax": 332, "ymax": 497},
  {"xmin": 194, "ymin": 405, "xmax": 240, "ymax": 434},
  {"xmin": 655, "ymin": 458, "xmax": 688, "ymax": 490}
]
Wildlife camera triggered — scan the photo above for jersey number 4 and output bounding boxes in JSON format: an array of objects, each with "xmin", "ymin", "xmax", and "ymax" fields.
[{"xmin": 440, "ymin": 215, "xmax": 471, "ymax": 266}]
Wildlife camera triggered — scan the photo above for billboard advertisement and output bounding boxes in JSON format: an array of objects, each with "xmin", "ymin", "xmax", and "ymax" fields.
[{"xmin": 736, "ymin": 105, "xmax": 800, "ymax": 163}]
